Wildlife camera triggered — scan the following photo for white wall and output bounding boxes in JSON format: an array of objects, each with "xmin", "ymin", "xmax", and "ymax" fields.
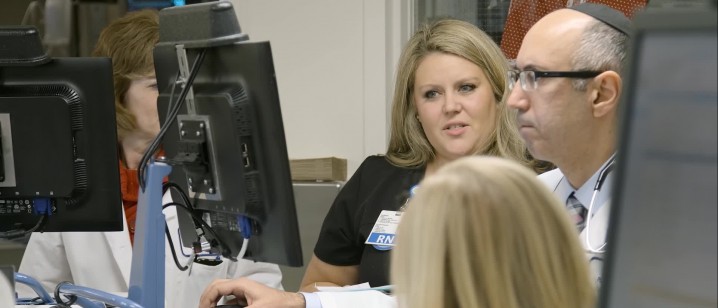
[{"xmin": 230, "ymin": 0, "xmax": 412, "ymax": 176}]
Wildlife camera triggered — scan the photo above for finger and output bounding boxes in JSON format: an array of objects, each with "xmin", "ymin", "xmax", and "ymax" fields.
[
  {"xmin": 199, "ymin": 278, "xmax": 260, "ymax": 308},
  {"xmin": 199, "ymin": 279, "xmax": 235, "ymax": 308}
]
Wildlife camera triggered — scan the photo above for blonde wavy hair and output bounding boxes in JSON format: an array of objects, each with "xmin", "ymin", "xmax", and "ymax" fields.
[
  {"xmin": 391, "ymin": 156, "xmax": 595, "ymax": 308},
  {"xmin": 386, "ymin": 19, "xmax": 531, "ymax": 170},
  {"xmin": 92, "ymin": 9, "xmax": 159, "ymax": 143}
]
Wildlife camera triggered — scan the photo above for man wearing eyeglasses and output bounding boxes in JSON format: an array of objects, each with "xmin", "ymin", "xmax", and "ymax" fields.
[{"xmin": 506, "ymin": 3, "xmax": 633, "ymax": 286}]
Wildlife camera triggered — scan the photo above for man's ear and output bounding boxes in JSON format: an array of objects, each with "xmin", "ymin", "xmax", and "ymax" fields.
[{"xmin": 591, "ymin": 70, "xmax": 622, "ymax": 118}]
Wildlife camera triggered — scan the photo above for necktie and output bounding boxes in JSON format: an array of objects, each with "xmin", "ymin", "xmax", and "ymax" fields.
[{"xmin": 566, "ymin": 192, "xmax": 588, "ymax": 232}]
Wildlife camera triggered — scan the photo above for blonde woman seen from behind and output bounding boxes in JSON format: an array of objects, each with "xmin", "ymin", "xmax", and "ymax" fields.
[{"xmin": 392, "ymin": 156, "xmax": 595, "ymax": 308}]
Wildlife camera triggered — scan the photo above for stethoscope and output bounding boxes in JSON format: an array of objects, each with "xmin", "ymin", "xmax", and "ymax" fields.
[{"xmin": 583, "ymin": 156, "xmax": 616, "ymax": 254}]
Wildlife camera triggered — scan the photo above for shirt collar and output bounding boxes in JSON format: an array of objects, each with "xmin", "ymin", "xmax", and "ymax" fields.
[{"xmin": 556, "ymin": 154, "xmax": 616, "ymax": 210}]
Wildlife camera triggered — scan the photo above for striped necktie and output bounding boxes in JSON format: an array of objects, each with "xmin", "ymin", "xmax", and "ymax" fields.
[{"xmin": 566, "ymin": 192, "xmax": 588, "ymax": 232}]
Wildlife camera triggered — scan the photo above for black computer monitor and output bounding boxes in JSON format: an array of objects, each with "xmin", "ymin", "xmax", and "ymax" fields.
[
  {"xmin": 0, "ymin": 27, "xmax": 122, "ymax": 236},
  {"xmin": 600, "ymin": 8, "xmax": 717, "ymax": 308},
  {"xmin": 153, "ymin": 2, "xmax": 302, "ymax": 267}
]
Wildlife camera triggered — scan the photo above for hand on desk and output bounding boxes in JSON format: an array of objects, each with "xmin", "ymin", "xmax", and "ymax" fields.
[{"xmin": 199, "ymin": 277, "xmax": 306, "ymax": 308}]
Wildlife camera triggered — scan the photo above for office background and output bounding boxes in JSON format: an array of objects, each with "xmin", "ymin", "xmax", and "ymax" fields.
[
  {"xmin": 3, "ymin": 1, "xmax": 714, "ymax": 302},
  {"xmin": 0, "ymin": 0, "xmax": 519, "ymax": 177}
]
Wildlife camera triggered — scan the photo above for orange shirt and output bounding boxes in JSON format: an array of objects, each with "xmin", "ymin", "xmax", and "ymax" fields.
[
  {"xmin": 119, "ymin": 162, "xmax": 139, "ymax": 246},
  {"xmin": 119, "ymin": 150, "xmax": 169, "ymax": 246}
]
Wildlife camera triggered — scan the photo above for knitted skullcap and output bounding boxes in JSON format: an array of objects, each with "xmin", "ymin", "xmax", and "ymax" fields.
[{"xmin": 569, "ymin": 3, "xmax": 632, "ymax": 36}]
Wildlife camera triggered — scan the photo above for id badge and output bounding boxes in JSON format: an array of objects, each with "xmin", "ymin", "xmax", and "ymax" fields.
[{"xmin": 365, "ymin": 210, "xmax": 402, "ymax": 250}]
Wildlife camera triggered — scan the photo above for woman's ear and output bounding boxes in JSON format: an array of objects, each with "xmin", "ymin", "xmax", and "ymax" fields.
[{"xmin": 591, "ymin": 70, "xmax": 622, "ymax": 118}]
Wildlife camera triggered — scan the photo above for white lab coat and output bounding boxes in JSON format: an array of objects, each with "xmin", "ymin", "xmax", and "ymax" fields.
[
  {"xmin": 1, "ymin": 272, "xmax": 13, "ymax": 308},
  {"xmin": 539, "ymin": 164, "xmax": 613, "ymax": 285},
  {"xmin": 16, "ymin": 193, "xmax": 283, "ymax": 307}
]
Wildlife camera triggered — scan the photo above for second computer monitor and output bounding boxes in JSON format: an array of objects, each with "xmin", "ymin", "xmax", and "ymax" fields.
[{"xmin": 155, "ymin": 40, "xmax": 302, "ymax": 267}]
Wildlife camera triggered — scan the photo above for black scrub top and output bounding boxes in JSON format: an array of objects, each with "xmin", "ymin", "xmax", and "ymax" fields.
[{"xmin": 313, "ymin": 155, "xmax": 424, "ymax": 287}]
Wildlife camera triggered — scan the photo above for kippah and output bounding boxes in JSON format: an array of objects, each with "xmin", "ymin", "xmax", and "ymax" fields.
[{"xmin": 568, "ymin": 3, "xmax": 632, "ymax": 36}]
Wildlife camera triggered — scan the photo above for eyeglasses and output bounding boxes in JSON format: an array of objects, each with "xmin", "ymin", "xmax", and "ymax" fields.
[{"xmin": 507, "ymin": 69, "xmax": 603, "ymax": 91}]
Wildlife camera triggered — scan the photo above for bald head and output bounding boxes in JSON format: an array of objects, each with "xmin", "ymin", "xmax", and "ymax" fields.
[
  {"xmin": 532, "ymin": 8, "xmax": 596, "ymax": 38},
  {"xmin": 518, "ymin": 7, "xmax": 630, "ymax": 86},
  {"xmin": 517, "ymin": 9, "xmax": 594, "ymax": 72},
  {"xmin": 528, "ymin": 3, "xmax": 632, "ymax": 43}
]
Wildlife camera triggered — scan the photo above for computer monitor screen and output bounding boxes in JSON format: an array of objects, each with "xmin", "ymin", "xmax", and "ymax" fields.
[
  {"xmin": 0, "ymin": 29, "xmax": 122, "ymax": 235},
  {"xmin": 600, "ymin": 9, "xmax": 717, "ymax": 308},
  {"xmin": 154, "ymin": 4, "xmax": 302, "ymax": 267}
]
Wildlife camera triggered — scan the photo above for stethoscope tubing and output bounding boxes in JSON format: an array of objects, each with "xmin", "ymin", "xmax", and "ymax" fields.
[{"xmin": 585, "ymin": 156, "xmax": 616, "ymax": 254}]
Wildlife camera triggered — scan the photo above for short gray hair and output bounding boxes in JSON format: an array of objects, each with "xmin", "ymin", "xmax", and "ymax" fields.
[{"xmin": 571, "ymin": 20, "xmax": 629, "ymax": 91}]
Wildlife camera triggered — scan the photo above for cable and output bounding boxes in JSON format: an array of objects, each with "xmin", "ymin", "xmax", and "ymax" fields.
[
  {"xmin": 237, "ymin": 238, "xmax": 249, "ymax": 260},
  {"xmin": 15, "ymin": 297, "xmax": 44, "ymax": 305},
  {"xmin": 138, "ymin": 48, "xmax": 207, "ymax": 190},
  {"xmin": 163, "ymin": 181, "xmax": 217, "ymax": 269},
  {"xmin": 21, "ymin": 1, "xmax": 42, "ymax": 25},
  {"xmin": 53, "ymin": 281, "xmax": 77, "ymax": 307},
  {"xmin": 585, "ymin": 158, "xmax": 616, "ymax": 254},
  {"xmin": 237, "ymin": 215, "xmax": 252, "ymax": 239},
  {"xmin": 162, "ymin": 202, "xmax": 236, "ymax": 261},
  {"xmin": 163, "ymin": 182, "xmax": 194, "ymax": 210},
  {"xmin": 0, "ymin": 215, "xmax": 46, "ymax": 240},
  {"xmin": 139, "ymin": 48, "xmax": 206, "ymax": 187},
  {"xmin": 165, "ymin": 72, "xmax": 180, "ymax": 122},
  {"xmin": 162, "ymin": 183, "xmax": 198, "ymax": 271},
  {"xmin": 164, "ymin": 223, "xmax": 188, "ymax": 271},
  {"xmin": 235, "ymin": 216, "xmax": 252, "ymax": 260}
]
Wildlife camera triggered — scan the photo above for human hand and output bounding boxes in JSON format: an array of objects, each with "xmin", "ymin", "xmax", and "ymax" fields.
[{"xmin": 199, "ymin": 277, "xmax": 306, "ymax": 308}]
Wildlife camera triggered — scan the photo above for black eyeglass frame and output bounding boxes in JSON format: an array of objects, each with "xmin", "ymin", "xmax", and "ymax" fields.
[{"xmin": 507, "ymin": 69, "xmax": 604, "ymax": 91}]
